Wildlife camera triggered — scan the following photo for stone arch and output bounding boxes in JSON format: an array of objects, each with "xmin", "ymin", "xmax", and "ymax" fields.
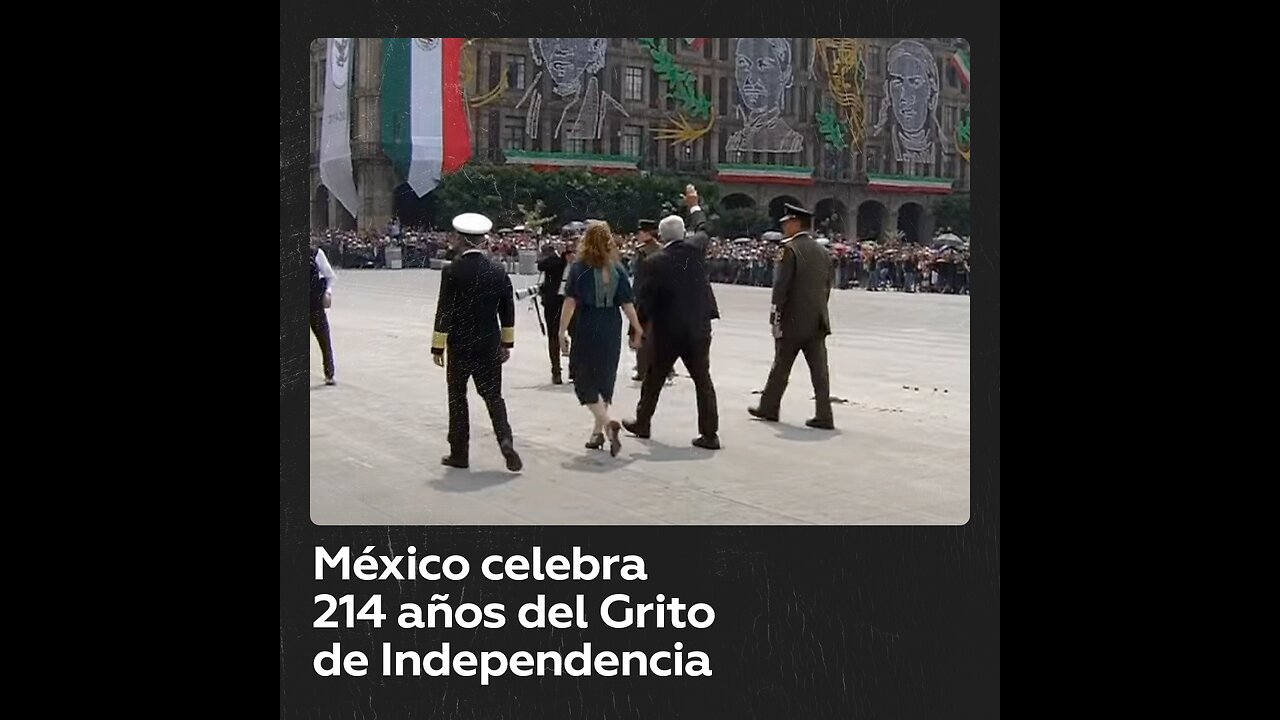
[
  {"xmin": 897, "ymin": 202, "xmax": 926, "ymax": 244},
  {"xmin": 721, "ymin": 193, "xmax": 756, "ymax": 210},
  {"xmin": 856, "ymin": 200, "xmax": 888, "ymax": 240},
  {"xmin": 768, "ymin": 194, "xmax": 804, "ymax": 222},
  {"xmin": 312, "ymin": 185, "xmax": 330, "ymax": 231},
  {"xmin": 393, "ymin": 182, "xmax": 434, "ymax": 230},
  {"xmin": 814, "ymin": 197, "xmax": 849, "ymax": 235}
]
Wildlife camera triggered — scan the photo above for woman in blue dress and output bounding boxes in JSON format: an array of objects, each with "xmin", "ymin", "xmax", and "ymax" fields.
[{"xmin": 557, "ymin": 222, "xmax": 644, "ymax": 456}]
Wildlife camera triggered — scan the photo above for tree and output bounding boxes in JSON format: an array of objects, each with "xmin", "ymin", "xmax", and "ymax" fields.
[{"xmin": 931, "ymin": 194, "xmax": 970, "ymax": 235}]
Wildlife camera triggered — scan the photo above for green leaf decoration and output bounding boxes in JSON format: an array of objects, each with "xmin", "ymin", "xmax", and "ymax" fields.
[
  {"xmin": 815, "ymin": 109, "xmax": 847, "ymax": 150},
  {"xmin": 641, "ymin": 38, "xmax": 713, "ymax": 121}
]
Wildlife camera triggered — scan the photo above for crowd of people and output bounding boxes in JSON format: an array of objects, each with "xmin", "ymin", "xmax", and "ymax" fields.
[{"xmin": 308, "ymin": 220, "xmax": 971, "ymax": 295}]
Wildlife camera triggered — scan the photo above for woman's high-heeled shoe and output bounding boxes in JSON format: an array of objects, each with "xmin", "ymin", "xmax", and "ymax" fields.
[
  {"xmin": 606, "ymin": 421, "xmax": 622, "ymax": 457},
  {"xmin": 585, "ymin": 433, "xmax": 605, "ymax": 450}
]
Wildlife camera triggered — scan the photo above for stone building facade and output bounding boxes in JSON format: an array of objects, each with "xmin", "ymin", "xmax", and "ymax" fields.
[{"xmin": 309, "ymin": 38, "xmax": 970, "ymax": 240}]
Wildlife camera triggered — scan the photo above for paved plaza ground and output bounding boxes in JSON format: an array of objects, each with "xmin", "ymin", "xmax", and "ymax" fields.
[{"xmin": 309, "ymin": 269, "xmax": 970, "ymax": 525}]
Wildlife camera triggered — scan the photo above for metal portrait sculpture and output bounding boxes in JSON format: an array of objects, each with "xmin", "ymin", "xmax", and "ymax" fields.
[
  {"xmin": 726, "ymin": 38, "xmax": 804, "ymax": 155},
  {"xmin": 516, "ymin": 37, "xmax": 628, "ymax": 142},
  {"xmin": 872, "ymin": 39, "xmax": 947, "ymax": 165}
]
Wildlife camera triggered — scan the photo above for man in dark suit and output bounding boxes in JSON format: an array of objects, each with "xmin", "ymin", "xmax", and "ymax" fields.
[
  {"xmin": 623, "ymin": 212, "xmax": 722, "ymax": 450},
  {"xmin": 431, "ymin": 213, "xmax": 524, "ymax": 471},
  {"xmin": 629, "ymin": 219, "xmax": 661, "ymax": 382},
  {"xmin": 749, "ymin": 204, "xmax": 836, "ymax": 429}
]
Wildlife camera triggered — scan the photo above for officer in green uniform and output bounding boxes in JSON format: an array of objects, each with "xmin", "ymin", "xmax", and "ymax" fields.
[{"xmin": 749, "ymin": 203, "xmax": 835, "ymax": 429}]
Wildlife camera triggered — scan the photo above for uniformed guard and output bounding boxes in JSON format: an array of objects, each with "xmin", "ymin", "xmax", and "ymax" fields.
[
  {"xmin": 629, "ymin": 219, "xmax": 661, "ymax": 382},
  {"xmin": 431, "ymin": 213, "xmax": 524, "ymax": 471},
  {"xmin": 749, "ymin": 203, "xmax": 836, "ymax": 429},
  {"xmin": 535, "ymin": 242, "xmax": 570, "ymax": 384}
]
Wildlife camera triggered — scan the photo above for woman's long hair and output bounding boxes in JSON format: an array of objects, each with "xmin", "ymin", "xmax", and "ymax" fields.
[{"xmin": 577, "ymin": 222, "xmax": 618, "ymax": 269}]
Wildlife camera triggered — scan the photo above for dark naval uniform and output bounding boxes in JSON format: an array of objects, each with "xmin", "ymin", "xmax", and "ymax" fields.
[
  {"xmin": 754, "ymin": 206, "xmax": 835, "ymax": 428},
  {"xmin": 432, "ymin": 214, "xmax": 523, "ymax": 471}
]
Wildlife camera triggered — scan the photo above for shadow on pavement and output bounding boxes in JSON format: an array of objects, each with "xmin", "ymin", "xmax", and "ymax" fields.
[
  {"xmin": 428, "ymin": 469, "xmax": 518, "ymax": 492},
  {"xmin": 626, "ymin": 439, "xmax": 716, "ymax": 462},
  {"xmin": 512, "ymin": 383, "xmax": 577, "ymax": 393},
  {"xmin": 772, "ymin": 424, "xmax": 844, "ymax": 442},
  {"xmin": 559, "ymin": 453, "xmax": 637, "ymax": 473}
]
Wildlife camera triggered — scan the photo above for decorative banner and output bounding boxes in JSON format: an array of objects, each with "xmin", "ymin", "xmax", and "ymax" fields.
[
  {"xmin": 866, "ymin": 173, "xmax": 953, "ymax": 194},
  {"xmin": 726, "ymin": 38, "xmax": 804, "ymax": 155},
  {"xmin": 812, "ymin": 38, "xmax": 867, "ymax": 153},
  {"xmin": 518, "ymin": 38, "xmax": 627, "ymax": 142},
  {"xmin": 952, "ymin": 45, "xmax": 970, "ymax": 163},
  {"xmin": 319, "ymin": 38, "xmax": 360, "ymax": 219},
  {"xmin": 638, "ymin": 38, "xmax": 714, "ymax": 145},
  {"xmin": 380, "ymin": 38, "xmax": 473, "ymax": 197},
  {"xmin": 715, "ymin": 163, "xmax": 814, "ymax": 186},
  {"xmin": 872, "ymin": 39, "xmax": 947, "ymax": 165},
  {"xmin": 504, "ymin": 149, "xmax": 639, "ymax": 174},
  {"xmin": 683, "ymin": 38, "xmax": 706, "ymax": 52},
  {"xmin": 949, "ymin": 48, "xmax": 970, "ymax": 89}
]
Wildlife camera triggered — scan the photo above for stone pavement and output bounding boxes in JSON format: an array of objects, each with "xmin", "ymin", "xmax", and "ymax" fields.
[{"xmin": 309, "ymin": 269, "xmax": 970, "ymax": 525}]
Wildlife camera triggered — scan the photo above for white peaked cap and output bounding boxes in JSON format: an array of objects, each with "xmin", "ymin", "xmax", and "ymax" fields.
[{"xmin": 452, "ymin": 213, "xmax": 494, "ymax": 236}]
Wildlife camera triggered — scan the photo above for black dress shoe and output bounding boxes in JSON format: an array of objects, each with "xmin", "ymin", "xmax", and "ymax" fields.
[
  {"xmin": 324, "ymin": 376, "xmax": 336, "ymax": 386},
  {"xmin": 552, "ymin": 373, "xmax": 563, "ymax": 385},
  {"xmin": 631, "ymin": 373, "xmax": 643, "ymax": 382},
  {"xmin": 441, "ymin": 455, "xmax": 469, "ymax": 469},
  {"xmin": 585, "ymin": 433, "xmax": 605, "ymax": 450},
  {"xmin": 692, "ymin": 435, "xmax": 721, "ymax": 450},
  {"xmin": 499, "ymin": 440, "xmax": 523, "ymax": 472},
  {"xmin": 621, "ymin": 419, "xmax": 650, "ymax": 438},
  {"xmin": 805, "ymin": 418, "xmax": 835, "ymax": 430},
  {"xmin": 748, "ymin": 406, "xmax": 779, "ymax": 422}
]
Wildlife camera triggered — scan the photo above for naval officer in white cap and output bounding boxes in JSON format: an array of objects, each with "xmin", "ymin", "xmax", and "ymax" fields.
[{"xmin": 431, "ymin": 212, "xmax": 523, "ymax": 472}]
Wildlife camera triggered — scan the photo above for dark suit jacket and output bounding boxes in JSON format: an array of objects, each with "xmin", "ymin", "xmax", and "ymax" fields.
[
  {"xmin": 636, "ymin": 239, "xmax": 719, "ymax": 341},
  {"xmin": 431, "ymin": 251, "xmax": 516, "ymax": 356},
  {"xmin": 771, "ymin": 232, "xmax": 833, "ymax": 341},
  {"xmin": 682, "ymin": 206, "xmax": 720, "ymax": 320}
]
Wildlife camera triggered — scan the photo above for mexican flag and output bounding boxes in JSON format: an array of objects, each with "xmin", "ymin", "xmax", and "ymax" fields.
[
  {"xmin": 950, "ymin": 49, "xmax": 970, "ymax": 88},
  {"xmin": 381, "ymin": 38, "xmax": 472, "ymax": 197}
]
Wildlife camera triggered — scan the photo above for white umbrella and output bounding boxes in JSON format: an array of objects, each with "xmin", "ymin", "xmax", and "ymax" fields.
[
  {"xmin": 762, "ymin": 231, "xmax": 784, "ymax": 241},
  {"xmin": 815, "ymin": 237, "xmax": 831, "ymax": 246},
  {"xmin": 934, "ymin": 232, "xmax": 962, "ymax": 243},
  {"xmin": 733, "ymin": 237, "xmax": 752, "ymax": 244}
]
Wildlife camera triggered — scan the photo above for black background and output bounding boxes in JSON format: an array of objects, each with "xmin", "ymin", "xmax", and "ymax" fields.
[{"xmin": 281, "ymin": 3, "xmax": 1000, "ymax": 717}]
